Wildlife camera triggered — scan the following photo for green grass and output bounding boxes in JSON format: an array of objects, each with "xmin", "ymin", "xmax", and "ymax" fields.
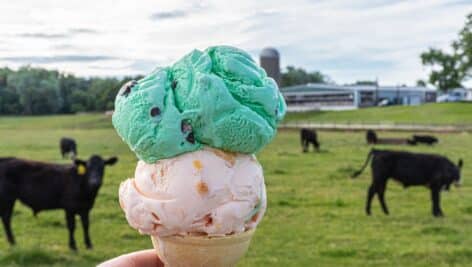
[
  {"xmin": 0, "ymin": 114, "xmax": 471, "ymax": 266},
  {"xmin": 284, "ymin": 102, "xmax": 472, "ymax": 125}
]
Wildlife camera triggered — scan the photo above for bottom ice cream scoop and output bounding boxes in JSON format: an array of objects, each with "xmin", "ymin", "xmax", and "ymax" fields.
[{"xmin": 119, "ymin": 148, "xmax": 266, "ymax": 237}]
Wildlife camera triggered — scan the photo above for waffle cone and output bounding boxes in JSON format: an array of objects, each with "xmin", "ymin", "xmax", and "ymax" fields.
[{"xmin": 151, "ymin": 229, "xmax": 255, "ymax": 267}]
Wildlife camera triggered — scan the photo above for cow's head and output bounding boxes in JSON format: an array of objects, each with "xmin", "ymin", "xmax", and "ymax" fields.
[
  {"xmin": 454, "ymin": 159, "xmax": 464, "ymax": 187},
  {"xmin": 74, "ymin": 155, "xmax": 118, "ymax": 188}
]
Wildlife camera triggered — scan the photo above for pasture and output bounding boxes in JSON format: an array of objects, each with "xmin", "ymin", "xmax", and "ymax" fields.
[
  {"xmin": 0, "ymin": 114, "xmax": 471, "ymax": 267},
  {"xmin": 285, "ymin": 102, "xmax": 472, "ymax": 125}
]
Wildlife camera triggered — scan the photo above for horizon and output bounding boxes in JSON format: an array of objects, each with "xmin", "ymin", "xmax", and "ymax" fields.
[{"xmin": 0, "ymin": 0, "xmax": 470, "ymax": 86}]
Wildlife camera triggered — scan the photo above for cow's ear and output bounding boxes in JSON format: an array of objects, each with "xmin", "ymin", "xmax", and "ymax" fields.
[
  {"xmin": 105, "ymin": 157, "xmax": 118, "ymax": 166},
  {"xmin": 458, "ymin": 159, "xmax": 463, "ymax": 169}
]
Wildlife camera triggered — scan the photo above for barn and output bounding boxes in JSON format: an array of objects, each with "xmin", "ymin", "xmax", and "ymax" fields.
[{"xmin": 281, "ymin": 83, "xmax": 437, "ymax": 112}]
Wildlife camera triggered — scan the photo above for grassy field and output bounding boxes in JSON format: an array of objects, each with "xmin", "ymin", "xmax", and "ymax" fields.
[
  {"xmin": 0, "ymin": 114, "xmax": 471, "ymax": 267},
  {"xmin": 284, "ymin": 102, "xmax": 472, "ymax": 125}
]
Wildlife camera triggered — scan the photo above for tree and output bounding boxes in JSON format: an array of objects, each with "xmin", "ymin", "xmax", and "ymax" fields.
[
  {"xmin": 0, "ymin": 66, "xmax": 144, "ymax": 115},
  {"xmin": 416, "ymin": 80, "xmax": 427, "ymax": 87},
  {"xmin": 7, "ymin": 67, "xmax": 61, "ymax": 114},
  {"xmin": 421, "ymin": 13, "xmax": 472, "ymax": 91},
  {"xmin": 281, "ymin": 66, "xmax": 328, "ymax": 87}
]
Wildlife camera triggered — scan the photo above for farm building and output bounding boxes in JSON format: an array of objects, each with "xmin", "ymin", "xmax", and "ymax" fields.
[
  {"xmin": 437, "ymin": 88, "xmax": 472, "ymax": 102},
  {"xmin": 281, "ymin": 83, "xmax": 437, "ymax": 112}
]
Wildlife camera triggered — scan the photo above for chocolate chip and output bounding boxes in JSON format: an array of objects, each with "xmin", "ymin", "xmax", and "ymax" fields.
[
  {"xmin": 119, "ymin": 80, "xmax": 137, "ymax": 97},
  {"xmin": 186, "ymin": 132, "xmax": 195, "ymax": 144},
  {"xmin": 150, "ymin": 107, "xmax": 161, "ymax": 117},
  {"xmin": 171, "ymin": 80, "xmax": 178, "ymax": 90},
  {"xmin": 181, "ymin": 120, "xmax": 192, "ymax": 133}
]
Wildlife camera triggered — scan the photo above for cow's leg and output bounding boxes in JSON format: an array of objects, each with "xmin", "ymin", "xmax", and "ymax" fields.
[
  {"xmin": 79, "ymin": 211, "xmax": 92, "ymax": 249},
  {"xmin": 431, "ymin": 187, "xmax": 443, "ymax": 217},
  {"xmin": 366, "ymin": 184, "xmax": 375, "ymax": 215},
  {"xmin": 376, "ymin": 181, "xmax": 389, "ymax": 215},
  {"xmin": 1, "ymin": 200, "xmax": 16, "ymax": 245},
  {"xmin": 65, "ymin": 210, "xmax": 77, "ymax": 250},
  {"xmin": 303, "ymin": 139, "xmax": 308, "ymax": 153}
]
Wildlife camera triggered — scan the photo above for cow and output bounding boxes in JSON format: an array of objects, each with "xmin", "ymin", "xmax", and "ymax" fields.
[
  {"xmin": 300, "ymin": 128, "xmax": 320, "ymax": 152},
  {"xmin": 60, "ymin": 137, "xmax": 77, "ymax": 159},
  {"xmin": 366, "ymin": 130, "xmax": 378, "ymax": 144},
  {"xmin": 351, "ymin": 149, "xmax": 463, "ymax": 217},
  {"xmin": 408, "ymin": 135, "xmax": 439, "ymax": 146},
  {"xmin": 0, "ymin": 155, "xmax": 118, "ymax": 250}
]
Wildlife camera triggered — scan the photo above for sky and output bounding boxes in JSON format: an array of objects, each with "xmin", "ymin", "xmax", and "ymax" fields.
[{"xmin": 0, "ymin": 0, "xmax": 470, "ymax": 86}]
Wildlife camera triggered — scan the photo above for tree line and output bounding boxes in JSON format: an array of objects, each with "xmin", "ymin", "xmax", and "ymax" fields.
[
  {"xmin": 0, "ymin": 66, "xmax": 142, "ymax": 115},
  {"xmin": 0, "ymin": 65, "xmax": 328, "ymax": 115}
]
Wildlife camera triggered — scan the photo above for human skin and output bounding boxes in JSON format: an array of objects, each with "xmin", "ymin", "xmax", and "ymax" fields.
[{"xmin": 98, "ymin": 249, "xmax": 163, "ymax": 267}]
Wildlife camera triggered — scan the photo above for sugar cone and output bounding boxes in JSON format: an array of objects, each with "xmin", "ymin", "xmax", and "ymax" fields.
[{"xmin": 151, "ymin": 229, "xmax": 255, "ymax": 267}]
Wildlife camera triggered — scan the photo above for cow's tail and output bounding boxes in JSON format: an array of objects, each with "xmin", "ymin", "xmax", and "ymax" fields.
[{"xmin": 351, "ymin": 149, "xmax": 374, "ymax": 178}]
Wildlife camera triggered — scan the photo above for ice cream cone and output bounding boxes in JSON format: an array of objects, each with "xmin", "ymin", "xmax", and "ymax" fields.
[{"xmin": 151, "ymin": 229, "xmax": 255, "ymax": 267}]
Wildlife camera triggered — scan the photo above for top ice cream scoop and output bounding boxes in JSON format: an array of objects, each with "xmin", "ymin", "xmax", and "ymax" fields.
[{"xmin": 112, "ymin": 46, "xmax": 286, "ymax": 163}]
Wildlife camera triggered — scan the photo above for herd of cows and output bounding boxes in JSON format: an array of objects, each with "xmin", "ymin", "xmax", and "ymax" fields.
[
  {"xmin": 301, "ymin": 128, "xmax": 463, "ymax": 217},
  {"xmin": 0, "ymin": 130, "xmax": 465, "ymax": 251}
]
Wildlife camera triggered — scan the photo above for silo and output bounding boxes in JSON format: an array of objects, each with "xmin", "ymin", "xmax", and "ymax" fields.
[{"xmin": 259, "ymin": 47, "xmax": 280, "ymax": 86}]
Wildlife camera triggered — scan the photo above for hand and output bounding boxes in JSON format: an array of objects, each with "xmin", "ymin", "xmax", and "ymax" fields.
[{"xmin": 98, "ymin": 249, "xmax": 164, "ymax": 267}]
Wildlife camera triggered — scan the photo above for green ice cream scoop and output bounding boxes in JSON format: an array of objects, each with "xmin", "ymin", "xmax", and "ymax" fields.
[{"xmin": 112, "ymin": 46, "xmax": 286, "ymax": 163}]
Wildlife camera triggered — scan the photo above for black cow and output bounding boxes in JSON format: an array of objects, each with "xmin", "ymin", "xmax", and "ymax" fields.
[
  {"xmin": 366, "ymin": 130, "xmax": 378, "ymax": 144},
  {"xmin": 301, "ymin": 128, "xmax": 320, "ymax": 152},
  {"xmin": 60, "ymin": 137, "xmax": 77, "ymax": 159},
  {"xmin": 408, "ymin": 135, "xmax": 439, "ymax": 146},
  {"xmin": 0, "ymin": 155, "xmax": 118, "ymax": 250},
  {"xmin": 351, "ymin": 149, "xmax": 463, "ymax": 217}
]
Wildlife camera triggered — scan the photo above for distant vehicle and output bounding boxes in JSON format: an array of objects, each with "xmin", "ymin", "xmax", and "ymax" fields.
[{"xmin": 377, "ymin": 99, "xmax": 391, "ymax": 106}]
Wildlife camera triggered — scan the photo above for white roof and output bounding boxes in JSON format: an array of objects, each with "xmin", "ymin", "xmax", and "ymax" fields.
[{"xmin": 281, "ymin": 83, "xmax": 437, "ymax": 93}]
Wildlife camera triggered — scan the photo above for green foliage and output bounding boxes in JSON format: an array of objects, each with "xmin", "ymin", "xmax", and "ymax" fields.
[
  {"xmin": 416, "ymin": 80, "xmax": 427, "ymax": 87},
  {"xmin": 0, "ymin": 66, "xmax": 140, "ymax": 115},
  {"xmin": 0, "ymin": 115, "xmax": 471, "ymax": 266},
  {"xmin": 420, "ymin": 13, "xmax": 472, "ymax": 90},
  {"xmin": 281, "ymin": 66, "xmax": 328, "ymax": 87}
]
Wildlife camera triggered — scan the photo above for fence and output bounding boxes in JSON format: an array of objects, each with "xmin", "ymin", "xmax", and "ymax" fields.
[{"xmin": 279, "ymin": 121, "xmax": 472, "ymax": 133}]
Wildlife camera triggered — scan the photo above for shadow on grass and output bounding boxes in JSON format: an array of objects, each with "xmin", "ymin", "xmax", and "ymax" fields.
[
  {"xmin": 463, "ymin": 206, "xmax": 472, "ymax": 214},
  {"xmin": 0, "ymin": 247, "xmax": 69, "ymax": 266},
  {"xmin": 421, "ymin": 226, "xmax": 459, "ymax": 235},
  {"xmin": 275, "ymin": 197, "xmax": 348, "ymax": 208},
  {"xmin": 38, "ymin": 220, "xmax": 63, "ymax": 228},
  {"xmin": 320, "ymin": 248, "xmax": 357, "ymax": 258},
  {"xmin": 271, "ymin": 169, "xmax": 288, "ymax": 175}
]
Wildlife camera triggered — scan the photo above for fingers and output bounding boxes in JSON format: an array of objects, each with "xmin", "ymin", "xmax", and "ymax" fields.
[{"xmin": 98, "ymin": 249, "xmax": 164, "ymax": 267}]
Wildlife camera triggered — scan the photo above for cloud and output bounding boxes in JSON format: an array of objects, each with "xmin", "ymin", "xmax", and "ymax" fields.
[
  {"xmin": 150, "ymin": 10, "xmax": 187, "ymax": 20},
  {"xmin": 69, "ymin": 28, "xmax": 98, "ymax": 34},
  {"xmin": 17, "ymin": 33, "xmax": 68, "ymax": 39},
  {"xmin": 0, "ymin": 55, "xmax": 117, "ymax": 63},
  {"xmin": 15, "ymin": 28, "xmax": 97, "ymax": 40}
]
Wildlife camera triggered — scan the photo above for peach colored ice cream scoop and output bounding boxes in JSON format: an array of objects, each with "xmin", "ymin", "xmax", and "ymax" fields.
[{"xmin": 119, "ymin": 147, "xmax": 266, "ymax": 237}]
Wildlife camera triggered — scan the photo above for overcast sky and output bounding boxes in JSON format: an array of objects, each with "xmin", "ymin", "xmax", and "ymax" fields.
[{"xmin": 0, "ymin": 0, "xmax": 470, "ymax": 85}]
